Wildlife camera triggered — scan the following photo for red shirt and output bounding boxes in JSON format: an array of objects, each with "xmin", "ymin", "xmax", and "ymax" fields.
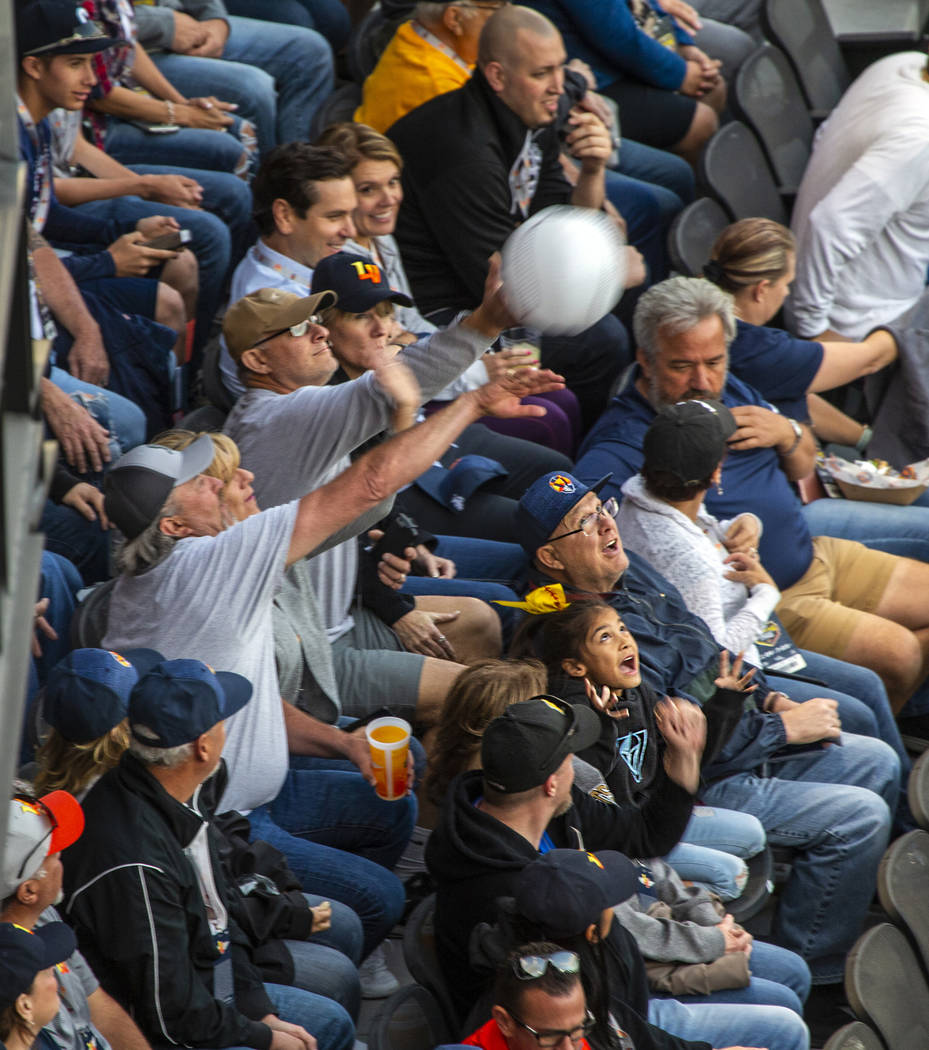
[{"xmin": 463, "ymin": 1018, "xmax": 592, "ymax": 1050}]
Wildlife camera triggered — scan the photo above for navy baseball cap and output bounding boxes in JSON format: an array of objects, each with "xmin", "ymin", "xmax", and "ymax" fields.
[
  {"xmin": 415, "ymin": 455, "xmax": 508, "ymax": 511},
  {"xmin": 17, "ymin": 0, "xmax": 125, "ymax": 58},
  {"xmin": 0, "ymin": 922, "xmax": 77, "ymax": 1010},
  {"xmin": 514, "ymin": 471, "xmax": 612, "ymax": 556},
  {"xmin": 129, "ymin": 659, "xmax": 253, "ymax": 748},
  {"xmin": 482, "ymin": 694, "xmax": 600, "ymax": 793},
  {"xmin": 44, "ymin": 648, "xmax": 164, "ymax": 744},
  {"xmin": 643, "ymin": 399, "xmax": 737, "ymax": 485},
  {"xmin": 310, "ymin": 252, "xmax": 413, "ymax": 314},
  {"xmin": 104, "ymin": 434, "xmax": 215, "ymax": 540},
  {"xmin": 515, "ymin": 850, "xmax": 640, "ymax": 939}
]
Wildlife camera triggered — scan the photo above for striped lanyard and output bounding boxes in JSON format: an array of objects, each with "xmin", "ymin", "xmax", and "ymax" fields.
[{"xmin": 17, "ymin": 95, "xmax": 52, "ymax": 232}]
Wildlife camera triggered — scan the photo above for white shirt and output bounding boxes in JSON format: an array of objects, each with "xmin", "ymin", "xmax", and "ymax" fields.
[{"xmin": 789, "ymin": 52, "xmax": 929, "ymax": 339}]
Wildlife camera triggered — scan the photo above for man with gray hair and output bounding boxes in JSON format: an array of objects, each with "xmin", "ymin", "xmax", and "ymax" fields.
[
  {"xmin": 94, "ymin": 299, "xmax": 562, "ymax": 976},
  {"xmin": 575, "ymin": 275, "xmax": 929, "ymax": 714},
  {"xmin": 62, "ymin": 659, "xmax": 354, "ymax": 1050}
]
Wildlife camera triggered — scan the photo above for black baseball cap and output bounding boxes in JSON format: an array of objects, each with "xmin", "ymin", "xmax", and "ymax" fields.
[
  {"xmin": 643, "ymin": 399, "xmax": 737, "ymax": 484},
  {"xmin": 0, "ymin": 922, "xmax": 76, "ymax": 1010},
  {"xmin": 310, "ymin": 252, "xmax": 413, "ymax": 313},
  {"xmin": 104, "ymin": 435, "xmax": 215, "ymax": 540},
  {"xmin": 482, "ymin": 695, "xmax": 600, "ymax": 794},
  {"xmin": 17, "ymin": 0, "xmax": 125, "ymax": 58},
  {"xmin": 515, "ymin": 850, "xmax": 640, "ymax": 939}
]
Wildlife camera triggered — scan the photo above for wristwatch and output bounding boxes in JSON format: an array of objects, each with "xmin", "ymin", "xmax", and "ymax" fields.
[{"xmin": 783, "ymin": 418, "xmax": 803, "ymax": 457}]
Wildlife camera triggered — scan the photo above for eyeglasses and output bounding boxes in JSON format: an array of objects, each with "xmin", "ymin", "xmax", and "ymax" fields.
[
  {"xmin": 548, "ymin": 498, "xmax": 619, "ymax": 543},
  {"xmin": 509, "ymin": 1009, "xmax": 595, "ymax": 1048},
  {"xmin": 255, "ymin": 316, "xmax": 325, "ymax": 345},
  {"xmin": 512, "ymin": 950, "xmax": 581, "ymax": 981},
  {"xmin": 12, "ymin": 794, "xmax": 58, "ymax": 883}
]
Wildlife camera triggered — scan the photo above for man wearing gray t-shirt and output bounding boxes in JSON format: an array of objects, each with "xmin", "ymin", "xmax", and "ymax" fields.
[{"xmin": 99, "ymin": 285, "xmax": 559, "ymax": 972}]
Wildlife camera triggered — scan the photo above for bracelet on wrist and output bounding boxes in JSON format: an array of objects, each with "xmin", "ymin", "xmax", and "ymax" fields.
[
  {"xmin": 855, "ymin": 425, "xmax": 873, "ymax": 454},
  {"xmin": 165, "ymin": 99, "xmax": 176, "ymax": 124}
]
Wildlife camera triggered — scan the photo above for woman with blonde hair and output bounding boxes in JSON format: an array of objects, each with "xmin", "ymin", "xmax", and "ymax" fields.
[
  {"xmin": 703, "ymin": 217, "xmax": 898, "ymax": 453},
  {"xmin": 34, "ymin": 648, "xmax": 162, "ymax": 800}
]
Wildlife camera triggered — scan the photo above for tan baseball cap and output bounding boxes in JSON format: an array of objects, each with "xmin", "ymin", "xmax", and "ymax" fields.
[{"xmin": 222, "ymin": 287, "xmax": 337, "ymax": 362}]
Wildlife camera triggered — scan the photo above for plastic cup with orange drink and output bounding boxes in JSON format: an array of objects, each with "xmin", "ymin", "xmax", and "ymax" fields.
[{"xmin": 365, "ymin": 716, "xmax": 412, "ymax": 800}]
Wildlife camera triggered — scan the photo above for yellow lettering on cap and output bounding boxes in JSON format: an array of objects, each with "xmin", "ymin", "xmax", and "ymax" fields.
[
  {"xmin": 586, "ymin": 852, "xmax": 604, "ymax": 869},
  {"xmin": 350, "ymin": 261, "xmax": 382, "ymax": 283},
  {"xmin": 109, "ymin": 651, "xmax": 131, "ymax": 668},
  {"xmin": 17, "ymin": 801, "xmax": 41, "ymax": 817}
]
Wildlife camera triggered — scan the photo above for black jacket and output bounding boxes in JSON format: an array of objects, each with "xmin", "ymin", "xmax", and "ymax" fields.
[
  {"xmin": 63, "ymin": 754, "xmax": 274, "ymax": 1050},
  {"xmin": 425, "ymin": 768, "xmax": 693, "ymax": 1017},
  {"xmin": 390, "ymin": 67, "xmax": 573, "ymax": 315}
]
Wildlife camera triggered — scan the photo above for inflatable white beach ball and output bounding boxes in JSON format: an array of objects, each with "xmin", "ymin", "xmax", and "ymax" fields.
[{"xmin": 501, "ymin": 205, "xmax": 627, "ymax": 336}]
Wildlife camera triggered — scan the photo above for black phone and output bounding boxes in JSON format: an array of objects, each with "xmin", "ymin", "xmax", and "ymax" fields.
[
  {"xmin": 143, "ymin": 229, "xmax": 192, "ymax": 251},
  {"xmin": 369, "ymin": 513, "xmax": 420, "ymax": 562},
  {"xmin": 342, "ymin": 707, "xmax": 394, "ymax": 734}
]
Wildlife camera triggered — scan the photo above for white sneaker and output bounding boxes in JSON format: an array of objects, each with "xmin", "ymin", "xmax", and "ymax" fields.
[{"xmin": 359, "ymin": 945, "xmax": 400, "ymax": 999}]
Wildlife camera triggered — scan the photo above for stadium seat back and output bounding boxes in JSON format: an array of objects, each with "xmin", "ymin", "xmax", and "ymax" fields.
[
  {"xmin": 732, "ymin": 44, "xmax": 814, "ymax": 195},
  {"xmin": 667, "ymin": 197, "xmax": 730, "ymax": 276},
  {"xmin": 762, "ymin": 0, "xmax": 849, "ymax": 115},
  {"xmin": 699, "ymin": 121, "xmax": 788, "ymax": 225}
]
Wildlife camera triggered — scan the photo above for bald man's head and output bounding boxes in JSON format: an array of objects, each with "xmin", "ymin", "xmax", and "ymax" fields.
[
  {"xmin": 478, "ymin": 5, "xmax": 566, "ymax": 128},
  {"xmin": 477, "ymin": 4, "xmax": 558, "ymax": 68}
]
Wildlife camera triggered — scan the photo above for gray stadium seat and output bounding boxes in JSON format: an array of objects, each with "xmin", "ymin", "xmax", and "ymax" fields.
[
  {"xmin": 731, "ymin": 44, "xmax": 813, "ymax": 197},
  {"xmin": 667, "ymin": 197, "xmax": 730, "ymax": 277},
  {"xmin": 368, "ymin": 984, "xmax": 453, "ymax": 1050},
  {"xmin": 845, "ymin": 923, "xmax": 929, "ymax": 1047},
  {"xmin": 762, "ymin": 0, "xmax": 849, "ymax": 117},
  {"xmin": 698, "ymin": 121, "xmax": 788, "ymax": 225}
]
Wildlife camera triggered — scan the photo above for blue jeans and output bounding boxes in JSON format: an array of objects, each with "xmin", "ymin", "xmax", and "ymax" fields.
[
  {"xmin": 402, "ymin": 536, "xmax": 528, "ymax": 643},
  {"xmin": 151, "ymin": 17, "xmax": 334, "ymax": 154},
  {"xmin": 664, "ymin": 805, "xmax": 766, "ymax": 900},
  {"xmin": 616, "ymin": 138, "xmax": 696, "ymax": 206},
  {"xmin": 73, "ymin": 174, "xmax": 252, "ymax": 351},
  {"xmin": 50, "ymin": 365, "xmax": 146, "ymax": 453},
  {"xmin": 223, "ymin": 0, "xmax": 351, "ymax": 49},
  {"xmin": 701, "ymin": 732, "xmax": 896, "ymax": 983},
  {"xmin": 653, "ymin": 939, "xmax": 811, "ymax": 1012},
  {"xmin": 261, "ymin": 982, "xmax": 354, "ymax": 1050},
  {"xmin": 284, "ymin": 893, "xmax": 362, "ymax": 1020},
  {"xmin": 604, "ymin": 168, "xmax": 676, "ymax": 283},
  {"xmin": 103, "ymin": 116, "xmax": 248, "ymax": 175},
  {"xmin": 247, "ymin": 761, "xmax": 414, "ymax": 958},
  {"xmin": 771, "ymin": 649, "xmax": 912, "ymax": 826},
  {"xmin": 649, "ymin": 991, "xmax": 808, "ymax": 1050}
]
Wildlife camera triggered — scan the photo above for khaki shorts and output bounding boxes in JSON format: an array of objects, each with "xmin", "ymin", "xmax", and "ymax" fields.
[{"xmin": 775, "ymin": 535, "xmax": 898, "ymax": 657}]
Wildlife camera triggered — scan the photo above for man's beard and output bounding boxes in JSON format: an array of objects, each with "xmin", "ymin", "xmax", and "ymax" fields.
[{"xmin": 646, "ymin": 373, "xmax": 721, "ymax": 409}]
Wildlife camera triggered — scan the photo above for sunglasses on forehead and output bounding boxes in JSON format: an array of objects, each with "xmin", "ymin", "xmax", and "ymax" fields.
[
  {"xmin": 255, "ymin": 315, "xmax": 325, "ymax": 346},
  {"xmin": 512, "ymin": 949, "xmax": 580, "ymax": 980},
  {"xmin": 12, "ymin": 793, "xmax": 58, "ymax": 882}
]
